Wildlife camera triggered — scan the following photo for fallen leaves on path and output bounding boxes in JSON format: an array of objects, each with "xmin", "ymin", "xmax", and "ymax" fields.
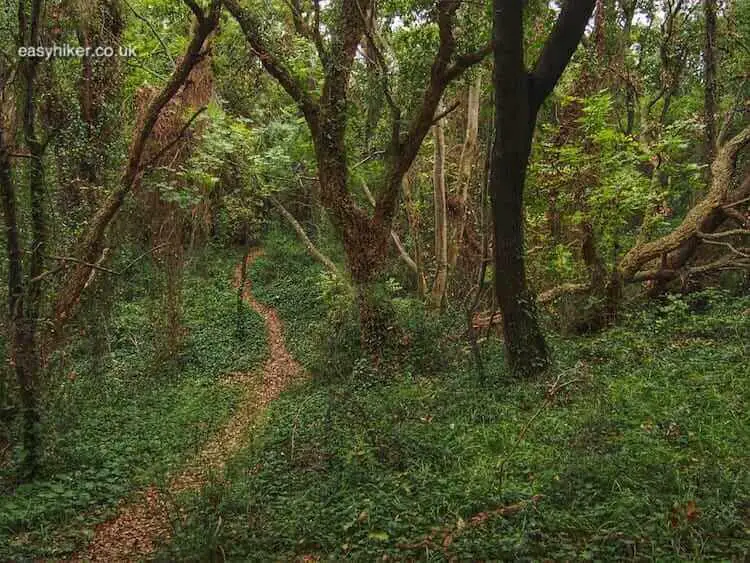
[{"xmin": 75, "ymin": 250, "xmax": 304, "ymax": 562}]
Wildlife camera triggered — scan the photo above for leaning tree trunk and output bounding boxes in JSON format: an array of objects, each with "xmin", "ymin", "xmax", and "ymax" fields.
[
  {"xmin": 619, "ymin": 124, "xmax": 750, "ymax": 282},
  {"xmin": 53, "ymin": 3, "xmax": 221, "ymax": 331}
]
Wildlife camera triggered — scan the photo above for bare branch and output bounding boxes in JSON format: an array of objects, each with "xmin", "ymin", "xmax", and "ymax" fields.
[
  {"xmin": 269, "ymin": 196, "xmax": 344, "ymax": 279},
  {"xmin": 432, "ymin": 100, "xmax": 461, "ymax": 125},
  {"xmin": 444, "ymin": 42, "xmax": 493, "ymax": 83},
  {"xmin": 699, "ymin": 238, "xmax": 750, "ymax": 258},
  {"xmin": 697, "ymin": 228, "xmax": 750, "ymax": 239},
  {"xmin": 45, "ymin": 254, "xmax": 118, "ymax": 275}
]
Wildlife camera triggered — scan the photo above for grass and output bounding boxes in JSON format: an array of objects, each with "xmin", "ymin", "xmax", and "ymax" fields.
[
  {"xmin": 159, "ymin": 230, "xmax": 750, "ymax": 561},
  {"xmin": 0, "ymin": 247, "xmax": 267, "ymax": 560}
]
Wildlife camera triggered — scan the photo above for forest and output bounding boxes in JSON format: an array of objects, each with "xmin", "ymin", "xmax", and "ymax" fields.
[{"xmin": 0, "ymin": 0, "xmax": 748, "ymax": 560}]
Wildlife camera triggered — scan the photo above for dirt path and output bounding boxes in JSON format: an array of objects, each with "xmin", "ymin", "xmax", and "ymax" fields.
[{"xmin": 77, "ymin": 250, "xmax": 303, "ymax": 561}]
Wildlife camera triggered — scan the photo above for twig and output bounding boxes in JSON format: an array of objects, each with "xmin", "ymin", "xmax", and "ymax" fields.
[
  {"xmin": 432, "ymin": 100, "xmax": 461, "ymax": 125},
  {"xmin": 352, "ymin": 150, "xmax": 385, "ymax": 169},
  {"xmin": 724, "ymin": 195, "xmax": 750, "ymax": 209},
  {"xmin": 699, "ymin": 237, "xmax": 750, "ymax": 258},
  {"xmin": 697, "ymin": 228, "xmax": 750, "ymax": 239},
  {"xmin": 121, "ymin": 242, "xmax": 172, "ymax": 272},
  {"xmin": 44, "ymin": 254, "xmax": 118, "ymax": 274}
]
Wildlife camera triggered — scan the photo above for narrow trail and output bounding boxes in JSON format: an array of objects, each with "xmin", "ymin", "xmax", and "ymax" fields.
[{"xmin": 77, "ymin": 250, "xmax": 304, "ymax": 562}]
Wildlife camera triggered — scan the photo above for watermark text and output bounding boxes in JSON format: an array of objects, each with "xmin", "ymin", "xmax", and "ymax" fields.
[{"xmin": 18, "ymin": 44, "xmax": 136, "ymax": 60}]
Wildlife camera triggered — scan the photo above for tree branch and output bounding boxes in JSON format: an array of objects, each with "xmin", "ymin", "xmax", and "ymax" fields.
[
  {"xmin": 529, "ymin": 0, "xmax": 597, "ymax": 113},
  {"xmin": 124, "ymin": 0, "xmax": 176, "ymax": 68},
  {"xmin": 432, "ymin": 100, "xmax": 461, "ymax": 124},
  {"xmin": 269, "ymin": 196, "xmax": 343, "ymax": 279},
  {"xmin": 225, "ymin": 0, "xmax": 320, "ymax": 135},
  {"xmin": 374, "ymin": 3, "xmax": 490, "ymax": 228},
  {"xmin": 53, "ymin": 0, "xmax": 222, "ymax": 328},
  {"xmin": 285, "ymin": 0, "xmax": 327, "ymax": 64},
  {"xmin": 182, "ymin": 0, "xmax": 205, "ymax": 23}
]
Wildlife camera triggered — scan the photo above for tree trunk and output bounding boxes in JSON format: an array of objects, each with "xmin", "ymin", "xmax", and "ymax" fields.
[
  {"xmin": 490, "ymin": 0, "xmax": 594, "ymax": 374},
  {"xmin": 227, "ymin": 0, "xmax": 489, "ymax": 349},
  {"xmin": 703, "ymin": 0, "xmax": 717, "ymax": 163},
  {"xmin": 490, "ymin": 0, "xmax": 550, "ymax": 376},
  {"xmin": 449, "ymin": 75, "xmax": 482, "ymax": 269},
  {"xmin": 75, "ymin": 0, "xmax": 125, "ymax": 189},
  {"xmin": 403, "ymin": 173, "xmax": 428, "ymax": 298},
  {"xmin": 0, "ymin": 145, "xmax": 40, "ymax": 480},
  {"xmin": 0, "ymin": 0, "xmax": 47, "ymax": 480},
  {"xmin": 361, "ymin": 181, "xmax": 420, "ymax": 277},
  {"xmin": 430, "ymin": 109, "xmax": 448, "ymax": 310}
]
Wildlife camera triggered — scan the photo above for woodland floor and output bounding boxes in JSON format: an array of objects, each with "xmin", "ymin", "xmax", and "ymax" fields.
[
  {"xmin": 76, "ymin": 250, "xmax": 304, "ymax": 561},
  {"xmin": 157, "ymin": 231, "xmax": 750, "ymax": 561},
  {"xmin": 1, "ymin": 235, "xmax": 748, "ymax": 561}
]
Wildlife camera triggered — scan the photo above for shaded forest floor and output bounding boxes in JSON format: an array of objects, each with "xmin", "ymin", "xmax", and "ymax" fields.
[
  {"xmin": 1, "ymin": 234, "xmax": 748, "ymax": 561},
  {"xmin": 0, "ymin": 250, "xmax": 269, "ymax": 559},
  {"xmin": 80, "ymin": 250, "xmax": 304, "ymax": 561},
  {"xmin": 160, "ymin": 231, "xmax": 749, "ymax": 561}
]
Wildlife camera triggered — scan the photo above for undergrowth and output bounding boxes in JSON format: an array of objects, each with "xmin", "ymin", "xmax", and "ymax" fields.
[
  {"xmin": 0, "ymin": 247, "xmax": 267, "ymax": 560},
  {"xmin": 161, "ymin": 230, "xmax": 750, "ymax": 561}
]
